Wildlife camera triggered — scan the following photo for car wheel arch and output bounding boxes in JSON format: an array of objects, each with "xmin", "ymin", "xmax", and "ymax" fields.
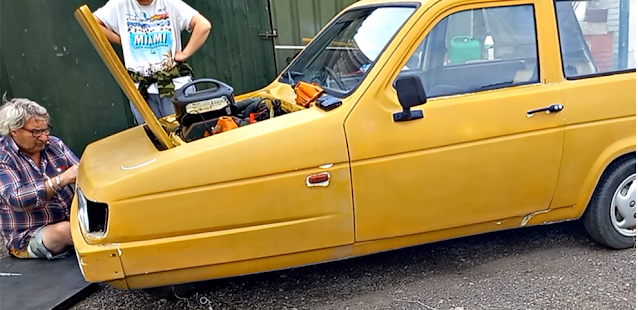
[{"xmin": 575, "ymin": 142, "xmax": 636, "ymax": 219}]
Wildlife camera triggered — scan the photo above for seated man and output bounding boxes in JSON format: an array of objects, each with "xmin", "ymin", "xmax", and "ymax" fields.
[{"xmin": 0, "ymin": 97, "xmax": 79, "ymax": 260}]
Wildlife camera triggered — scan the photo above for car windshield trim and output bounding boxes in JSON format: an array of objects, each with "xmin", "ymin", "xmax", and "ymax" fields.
[{"xmin": 279, "ymin": 2, "xmax": 421, "ymax": 99}]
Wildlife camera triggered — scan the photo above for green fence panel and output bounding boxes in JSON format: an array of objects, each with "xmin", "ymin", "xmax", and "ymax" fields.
[
  {"xmin": 182, "ymin": 0, "xmax": 278, "ymax": 94},
  {"xmin": 1, "ymin": 0, "xmax": 134, "ymax": 156},
  {"xmin": 0, "ymin": 52, "xmax": 13, "ymax": 101}
]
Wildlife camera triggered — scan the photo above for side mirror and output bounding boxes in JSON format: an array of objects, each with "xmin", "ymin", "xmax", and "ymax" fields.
[{"xmin": 393, "ymin": 75, "xmax": 427, "ymax": 122}]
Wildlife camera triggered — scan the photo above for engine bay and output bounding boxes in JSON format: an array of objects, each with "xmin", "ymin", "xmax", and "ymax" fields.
[{"xmin": 157, "ymin": 78, "xmax": 338, "ymax": 143}]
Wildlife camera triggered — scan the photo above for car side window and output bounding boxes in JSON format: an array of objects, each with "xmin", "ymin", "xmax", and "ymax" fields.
[
  {"xmin": 555, "ymin": 0, "xmax": 636, "ymax": 78},
  {"xmin": 396, "ymin": 5, "xmax": 540, "ymax": 99}
]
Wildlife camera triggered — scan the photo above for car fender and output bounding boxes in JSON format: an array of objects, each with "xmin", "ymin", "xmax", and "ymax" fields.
[{"xmin": 574, "ymin": 135, "xmax": 636, "ymax": 218}]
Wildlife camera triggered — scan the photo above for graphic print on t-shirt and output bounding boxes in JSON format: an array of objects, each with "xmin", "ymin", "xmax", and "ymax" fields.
[{"xmin": 126, "ymin": 7, "xmax": 175, "ymax": 76}]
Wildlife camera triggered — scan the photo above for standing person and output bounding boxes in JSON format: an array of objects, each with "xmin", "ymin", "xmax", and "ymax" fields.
[
  {"xmin": 0, "ymin": 97, "xmax": 79, "ymax": 260},
  {"xmin": 93, "ymin": 0, "xmax": 212, "ymax": 124}
]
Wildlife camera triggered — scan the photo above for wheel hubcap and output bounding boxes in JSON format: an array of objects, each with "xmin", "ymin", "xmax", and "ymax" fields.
[{"xmin": 610, "ymin": 173, "xmax": 636, "ymax": 237}]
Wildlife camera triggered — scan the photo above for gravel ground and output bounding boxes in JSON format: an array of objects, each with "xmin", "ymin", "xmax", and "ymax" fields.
[{"xmin": 57, "ymin": 220, "xmax": 635, "ymax": 310}]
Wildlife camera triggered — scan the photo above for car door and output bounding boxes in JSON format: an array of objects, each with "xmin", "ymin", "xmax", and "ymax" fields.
[
  {"xmin": 548, "ymin": 0, "xmax": 637, "ymax": 213},
  {"xmin": 345, "ymin": 0, "xmax": 567, "ymax": 242}
]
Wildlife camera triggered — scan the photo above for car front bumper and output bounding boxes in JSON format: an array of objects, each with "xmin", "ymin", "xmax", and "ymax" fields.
[{"xmin": 70, "ymin": 194, "xmax": 127, "ymax": 288}]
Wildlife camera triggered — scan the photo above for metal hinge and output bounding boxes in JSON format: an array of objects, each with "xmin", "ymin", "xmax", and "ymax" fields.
[{"xmin": 259, "ymin": 29, "xmax": 278, "ymax": 39}]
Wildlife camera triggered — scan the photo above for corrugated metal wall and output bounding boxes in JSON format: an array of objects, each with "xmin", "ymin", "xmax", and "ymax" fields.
[{"xmin": 270, "ymin": 0, "xmax": 359, "ymax": 72}]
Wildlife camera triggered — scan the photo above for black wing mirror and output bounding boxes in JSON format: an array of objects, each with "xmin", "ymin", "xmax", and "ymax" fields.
[{"xmin": 393, "ymin": 75, "xmax": 427, "ymax": 122}]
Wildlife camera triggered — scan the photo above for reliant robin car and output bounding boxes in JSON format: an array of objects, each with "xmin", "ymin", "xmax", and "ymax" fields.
[{"xmin": 71, "ymin": 0, "xmax": 635, "ymax": 295}]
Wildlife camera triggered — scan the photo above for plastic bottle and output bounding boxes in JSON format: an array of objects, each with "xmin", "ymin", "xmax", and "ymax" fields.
[{"xmin": 484, "ymin": 34, "xmax": 494, "ymax": 60}]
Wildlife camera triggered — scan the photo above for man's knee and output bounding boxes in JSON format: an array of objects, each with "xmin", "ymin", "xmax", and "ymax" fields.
[
  {"xmin": 40, "ymin": 221, "xmax": 73, "ymax": 253},
  {"xmin": 55, "ymin": 221, "xmax": 73, "ymax": 244},
  {"xmin": 47, "ymin": 221, "xmax": 73, "ymax": 245},
  {"xmin": 17, "ymin": 222, "xmax": 73, "ymax": 260}
]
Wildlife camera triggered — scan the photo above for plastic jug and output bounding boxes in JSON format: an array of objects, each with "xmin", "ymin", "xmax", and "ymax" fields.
[{"xmin": 449, "ymin": 36, "xmax": 481, "ymax": 64}]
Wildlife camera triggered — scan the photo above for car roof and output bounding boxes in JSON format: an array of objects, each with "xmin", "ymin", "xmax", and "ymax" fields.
[{"xmin": 350, "ymin": 0, "xmax": 431, "ymax": 7}]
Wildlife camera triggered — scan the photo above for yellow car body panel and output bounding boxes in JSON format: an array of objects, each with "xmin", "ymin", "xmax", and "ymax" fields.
[
  {"xmin": 70, "ymin": 0, "xmax": 635, "ymax": 290},
  {"xmin": 549, "ymin": 74, "xmax": 636, "ymax": 213}
]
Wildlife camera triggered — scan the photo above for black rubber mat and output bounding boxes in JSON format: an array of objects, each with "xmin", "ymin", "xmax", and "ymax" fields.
[{"xmin": 0, "ymin": 254, "xmax": 98, "ymax": 310}]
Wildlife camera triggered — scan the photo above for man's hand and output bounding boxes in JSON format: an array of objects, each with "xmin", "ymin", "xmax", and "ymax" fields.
[
  {"xmin": 45, "ymin": 164, "xmax": 77, "ymax": 200},
  {"xmin": 60, "ymin": 165, "xmax": 79, "ymax": 187},
  {"xmin": 174, "ymin": 51, "xmax": 190, "ymax": 62}
]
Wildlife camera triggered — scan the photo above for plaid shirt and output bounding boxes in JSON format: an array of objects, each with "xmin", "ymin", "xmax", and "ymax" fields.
[{"xmin": 0, "ymin": 136, "xmax": 79, "ymax": 251}]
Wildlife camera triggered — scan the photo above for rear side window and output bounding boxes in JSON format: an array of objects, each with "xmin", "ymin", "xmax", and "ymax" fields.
[{"xmin": 555, "ymin": 0, "xmax": 636, "ymax": 79}]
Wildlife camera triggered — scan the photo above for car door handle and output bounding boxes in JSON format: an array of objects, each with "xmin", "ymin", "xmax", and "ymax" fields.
[{"xmin": 526, "ymin": 104, "xmax": 564, "ymax": 117}]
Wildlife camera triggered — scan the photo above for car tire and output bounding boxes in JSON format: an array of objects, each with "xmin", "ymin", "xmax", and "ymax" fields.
[{"xmin": 582, "ymin": 155, "xmax": 636, "ymax": 250}]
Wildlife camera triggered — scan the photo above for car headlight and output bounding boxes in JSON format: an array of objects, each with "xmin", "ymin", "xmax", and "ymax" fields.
[
  {"xmin": 75, "ymin": 187, "xmax": 109, "ymax": 238},
  {"xmin": 77, "ymin": 187, "xmax": 90, "ymax": 233}
]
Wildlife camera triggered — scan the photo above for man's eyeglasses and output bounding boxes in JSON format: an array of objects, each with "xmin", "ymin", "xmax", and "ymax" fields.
[{"xmin": 22, "ymin": 125, "xmax": 52, "ymax": 138}]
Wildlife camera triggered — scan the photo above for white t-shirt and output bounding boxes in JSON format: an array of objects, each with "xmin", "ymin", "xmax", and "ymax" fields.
[{"xmin": 94, "ymin": 0, "xmax": 198, "ymax": 94}]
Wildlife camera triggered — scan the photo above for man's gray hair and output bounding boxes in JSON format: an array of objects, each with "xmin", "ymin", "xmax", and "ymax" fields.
[{"xmin": 0, "ymin": 92, "xmax": 50, "ymax": 136}]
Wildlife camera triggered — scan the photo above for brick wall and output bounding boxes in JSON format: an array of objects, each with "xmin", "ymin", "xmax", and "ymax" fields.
[{"xmin": 579, "ymin": 0, "xmax": 624, "ymax": 70}]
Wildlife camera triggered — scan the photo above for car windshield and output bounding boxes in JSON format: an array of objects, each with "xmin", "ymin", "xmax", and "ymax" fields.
[{"xmin": 280, "ymin": 5, "xmax": 417, "ymax": 96}]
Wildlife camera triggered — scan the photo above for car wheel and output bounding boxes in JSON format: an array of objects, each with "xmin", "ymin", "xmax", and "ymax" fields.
[{"xmin": 583, "ymin": 155, "xmax": 636, "ymax": 249}]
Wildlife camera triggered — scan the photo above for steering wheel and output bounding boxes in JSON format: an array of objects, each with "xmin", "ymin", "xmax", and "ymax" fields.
[{"xmin": 323, "ymin": 66, "xmax": 348, "ymax": 91}]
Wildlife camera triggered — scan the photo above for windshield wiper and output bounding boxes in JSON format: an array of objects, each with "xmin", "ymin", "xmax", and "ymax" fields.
[{"xmin": 284, "ymin": 70, "xmax": 304, "ymax": 85}]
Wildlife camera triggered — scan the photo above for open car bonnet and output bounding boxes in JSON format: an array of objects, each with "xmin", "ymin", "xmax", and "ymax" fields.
[{"xmin": 74, "ymin": 5, "xmax": 175, "ymax": 150}]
